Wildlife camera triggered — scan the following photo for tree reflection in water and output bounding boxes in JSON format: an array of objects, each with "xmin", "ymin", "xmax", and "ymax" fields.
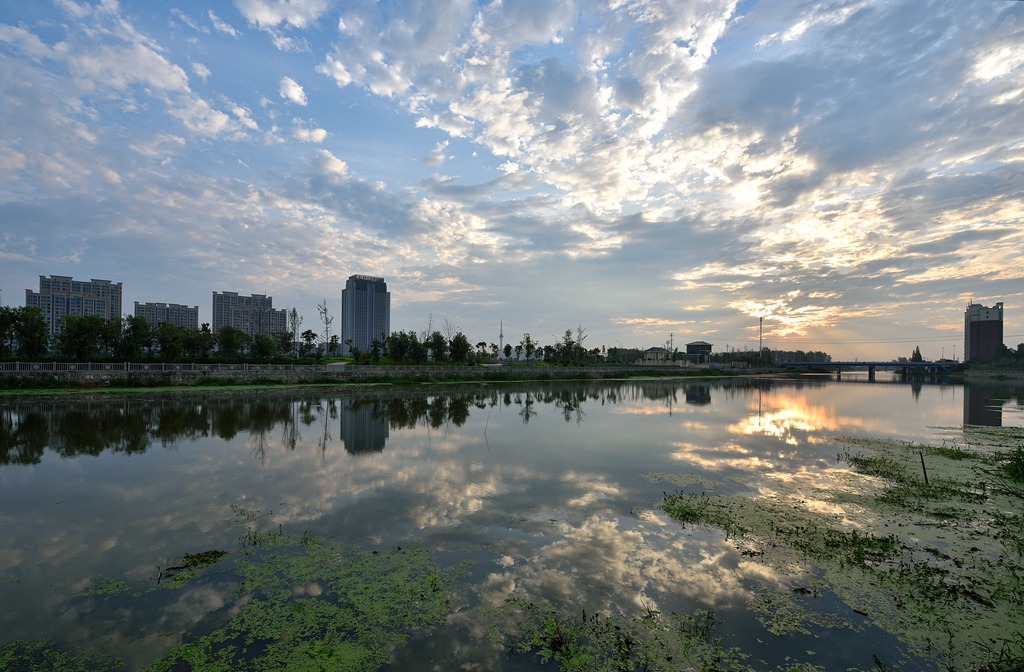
[{"xmin": 3, "ymin": 382, "xmax": 737, "ymax": 465}]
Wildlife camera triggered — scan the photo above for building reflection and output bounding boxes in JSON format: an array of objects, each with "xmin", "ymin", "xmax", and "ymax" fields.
[
  {"xmin": 963, "ymin": 385, "xmax": 1002, "ymax": 427},
  {"xmin": 685, "ymin": 384, "xmax": 711, "ymax": 405},
  {"xmin": 339, "ymin": 398, "xmax": 390, "ymax": 455}
]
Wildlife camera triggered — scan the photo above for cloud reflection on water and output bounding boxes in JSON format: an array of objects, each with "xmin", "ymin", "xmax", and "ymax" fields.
[{"xmin": 1, "ymin": 378, "xmax": 1021, "ymax": 669}]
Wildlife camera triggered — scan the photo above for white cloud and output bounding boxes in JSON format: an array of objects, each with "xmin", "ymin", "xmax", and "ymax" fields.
[
  {"xmin": 279, "ymin": 76, "xmax": 308, "ymax": 105},
  {"xmin": 294, "ymin": 127, "xmax": 327, "ymax": 143},
  {"xmin": 233, "ymin": 106, "xmax": 259, "ymax": 131},
  {"xmin": 234, "ymin": 0, "xmax": 332, "ymax": 29},
  {"xmin": 209, "ymin": 11, "xmax": 241, "ymax": 37},
  {"xmin": 70, "ymin": 43, "xmax": 190, "ymax": 92},
  {"xmin": 315, "ymin": 149, "xmax": 348, "ymax": 180},
  {"xmin": 0, "ymin": 24, "xmax": 58, "ymax": 59},
  {"xmin": 170, "ymin": 96, "xmax": 236, "ymax": 136},
  {"xmin": 3, "ymin": 0, "xmax": 1023, "ymax": 359}
]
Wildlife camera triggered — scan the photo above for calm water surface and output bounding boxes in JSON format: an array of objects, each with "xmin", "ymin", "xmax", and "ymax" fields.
[{"xmin": 1, "ymin": 375, "xmax": 1021, "ymax": 670}]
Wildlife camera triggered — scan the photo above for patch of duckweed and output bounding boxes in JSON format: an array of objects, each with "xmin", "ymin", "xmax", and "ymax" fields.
[
  {"xmin": 645, "ymin": 472, "xmax": 721, "ymax": 489},
  {"xmin": 147, "ymin": 528, "xmax": 463, "ymax": 671},
  {"xmin": 659, "ymin": 428, "xmax": 1024, "ymax": 671},
  {"xmin": 1003, "ymin": 445, "xmax": 1024, "ymax": 483},
  {"xmin": 0, "ymin": 640, "xmax": 121, "ymax": 672},
  {"xmin": 79, "ymin": 574, "xmax": 132, "ymax": 597},
  {"xmin": 157, "ymin": 549, "xmax": 229, "ymax": 589},
  {"xmin": 748, "ymin": 588, "xmax": 814, "ymax": 637},
  {"xmin": 490, "ymin": 596, "xmax": 750, "ymax": 672},
  {"xmin": 659, "ymin": 492, "xmax": 748, "ymax": 538}
]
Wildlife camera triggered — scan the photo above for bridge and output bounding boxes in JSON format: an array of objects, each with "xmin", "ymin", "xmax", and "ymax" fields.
[{"xmin": 779, "ymin": 360, "xmax": 950, "ymax": 380}]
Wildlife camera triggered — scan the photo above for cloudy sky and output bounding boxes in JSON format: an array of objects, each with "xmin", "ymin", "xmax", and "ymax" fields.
[{"xmin": 1, "ymin": 0, "xmax": 1022, "ymax": 360}]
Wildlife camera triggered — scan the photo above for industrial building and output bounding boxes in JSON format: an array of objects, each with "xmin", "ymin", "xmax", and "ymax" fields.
[{"xmin": 964, "ymin": 301, "xmax": 1003, "ymax": 362}]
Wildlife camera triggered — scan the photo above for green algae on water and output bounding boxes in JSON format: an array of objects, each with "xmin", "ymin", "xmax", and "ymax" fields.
[
  {"xmin": 0, "ymin": 640, "xmax": 122, "ymax": 672},
  {"xmin": 147, "ymin": 527, "xmax": 463, "ymax": 671},
  {"xmin": 657, "ymin": 428, "xmax": 1024, "ymax": 672},
  {"xmin": 79, "ymin": 574, "xmax": 132, "ymax": 598},
  {"xmin": 489, "ymin": 596, "xmax": 750, "ymax": 672}
]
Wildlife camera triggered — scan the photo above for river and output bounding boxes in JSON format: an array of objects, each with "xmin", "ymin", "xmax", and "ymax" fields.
[{"xmin": 1, "ymin": 374, "xmax": 1022, "ymax": 671}]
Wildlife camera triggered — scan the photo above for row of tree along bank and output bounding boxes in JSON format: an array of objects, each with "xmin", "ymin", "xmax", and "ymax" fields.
[{"xmin": 0, "ymin": 308, "xmax": 821, "ymax": 368}]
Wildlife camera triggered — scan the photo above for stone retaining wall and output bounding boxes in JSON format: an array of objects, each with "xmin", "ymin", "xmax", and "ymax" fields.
[{"xmin": 1, "ymin": 362, "xmax": 679, "ymax": 387}]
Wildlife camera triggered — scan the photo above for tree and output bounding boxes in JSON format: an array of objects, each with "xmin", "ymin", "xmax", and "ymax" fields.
[
  {"xmin": 441, "ymin": 317, "xmax": 458, "ymax": 342},
  {"xmin": 0, "ymin": 307, "xmax": 17, "ymax": 357},
  {"xmin": 119, "ymin": 315, "xmax": 151, "ymax": 360},
  {"xmin": 278, "ymin": 330, "xmax": 294, "ymax": 356},
  {"xmin": 427, "ymin": 331, "xmax": 448, "ymax": 362},
  {"xmin": 301, "ymin": 329, "xmax": 318, "ymax": 358},
  {"xmin": 183, "ymin": 327, "xmax": 214, "ymax": 359},
  {"xmin": 450, "ymin": 332, "xmax": 472, "ymax": 363},
  {"xmin": 575, "ymin": 325, "xmax": 588, "ymax": 362},
  {"xmin": 156, "ymin": 322, "xmax": 185, "ymax": 361},
  {"xmin": 523, "ymin": 333, "xmax": 535, "ymax": 362},
  {"xmin": 100, "ymin": 318, "xmax": 122, "ymax": 358},
  {"xmin": 911, "ymin": 346, "xmax": 924, "ymax": 362},
  {"xmin": 59, "ymin": 315, "xmax": 107, "ymax": 360},
  {"xmin": 288, "ymin": 308, "xmax": 303, "ymax": 357},
  {"xmin": 317, "ymin": 299, "xmax": 333, "ymax": 355},
  {"xmin": 216, "ymin": 325, "xmax": 248, "ymax": 359},
  {"xmin": 385, "ymin": 331, "xmax": 427, "ymax": 364},
  {"xmin": 559, "ymin": 329, "xmax": 576, "ymax": 364},
  {"xmin": 250, "ymin": 333, "xmax": 278, "ymax": 360},
  {"xmin": 504, "ymin": 343, "xmax": 513, "ymax": 360},
  {"xmin": 15, "ymin": 308, "xmax": 49, "ymax": 359}
]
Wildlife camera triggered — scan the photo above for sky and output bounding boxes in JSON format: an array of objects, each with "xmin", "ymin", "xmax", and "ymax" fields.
[{"xmin": 1, "ymin": 0, "xmax": 1022, "ymax": 361}]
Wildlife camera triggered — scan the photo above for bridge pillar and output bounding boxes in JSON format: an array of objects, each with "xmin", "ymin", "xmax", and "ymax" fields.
[
  {"xmin": 868, "ymin": 365, "xmax": 875, "ymax": 381},
  {"xmin": 836, "ymin": 369, "xmax": 842, "ymax": 380}
]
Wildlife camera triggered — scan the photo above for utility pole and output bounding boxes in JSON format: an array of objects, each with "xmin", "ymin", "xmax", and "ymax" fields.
[{"xmin": 759, "ymin": 316, "xmax": 763, "ymax": 362}]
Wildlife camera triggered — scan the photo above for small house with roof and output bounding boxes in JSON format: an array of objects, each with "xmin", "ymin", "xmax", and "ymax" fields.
[
  {"xmin": 685, "ymin": 341, "xmax": 713, "ymax": 364},
  {"xmin": 641, "ymin": 346, "xmax": 672, "ymax": 364}
]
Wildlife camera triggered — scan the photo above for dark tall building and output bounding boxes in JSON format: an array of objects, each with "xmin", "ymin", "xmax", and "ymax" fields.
[
  {"xmin": 341, "ymin": 275, "xmax": 390, "ymax": 357},
  {"xmin": 964, "ymin": 301, "xmax": 1003, "ymax": 362}
]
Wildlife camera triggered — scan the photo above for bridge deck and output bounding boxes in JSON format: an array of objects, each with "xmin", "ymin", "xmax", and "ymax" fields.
[{"xmin": 779, "ymin": 361, "xmax": 950, "ymax": 372}]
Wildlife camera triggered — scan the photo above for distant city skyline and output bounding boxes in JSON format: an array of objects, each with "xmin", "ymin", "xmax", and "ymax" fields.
[
  {"xmin": 1, "ymin": 269, "xmax": 1014, "ymax": 361},
  {"xmin": 1, "ymin": 2, "xmax": 1021, "ymax": 359}
]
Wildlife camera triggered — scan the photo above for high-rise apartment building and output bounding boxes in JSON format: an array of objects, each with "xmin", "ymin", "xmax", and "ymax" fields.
[
  {"xmin": 964, "ymin": 301, "xmax": 1003, "ymax": 362},
  {"xmin": 341, "ymin": 275, "xmax": 390, "ymax": 356},
  {"xmin": 25, "ymin": 275, "xmax": 123, "ymax": 337},
  {"xmin": 134, "ymin": 301, "xmax": 199, "ymax": 330},
  {"xmin": 212, "ymin": 291, "xmax": 287, "ymax": 337}
]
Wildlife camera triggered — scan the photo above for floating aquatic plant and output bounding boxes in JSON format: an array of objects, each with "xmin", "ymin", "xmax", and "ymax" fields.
[
  {"xmin": 147, "ymin": 525, "xmax": 462, "ymax": 671},
  {"xmin": 491, "ymin": 596, "xmax": 747, "ymax": 672},
  {"xmin": 658, "ymin": 429, "xmax": 1024, "ymax": 671},
  {"xmin": 0, "ymin": 640, "xmax": 121, "ymax": 672}
]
